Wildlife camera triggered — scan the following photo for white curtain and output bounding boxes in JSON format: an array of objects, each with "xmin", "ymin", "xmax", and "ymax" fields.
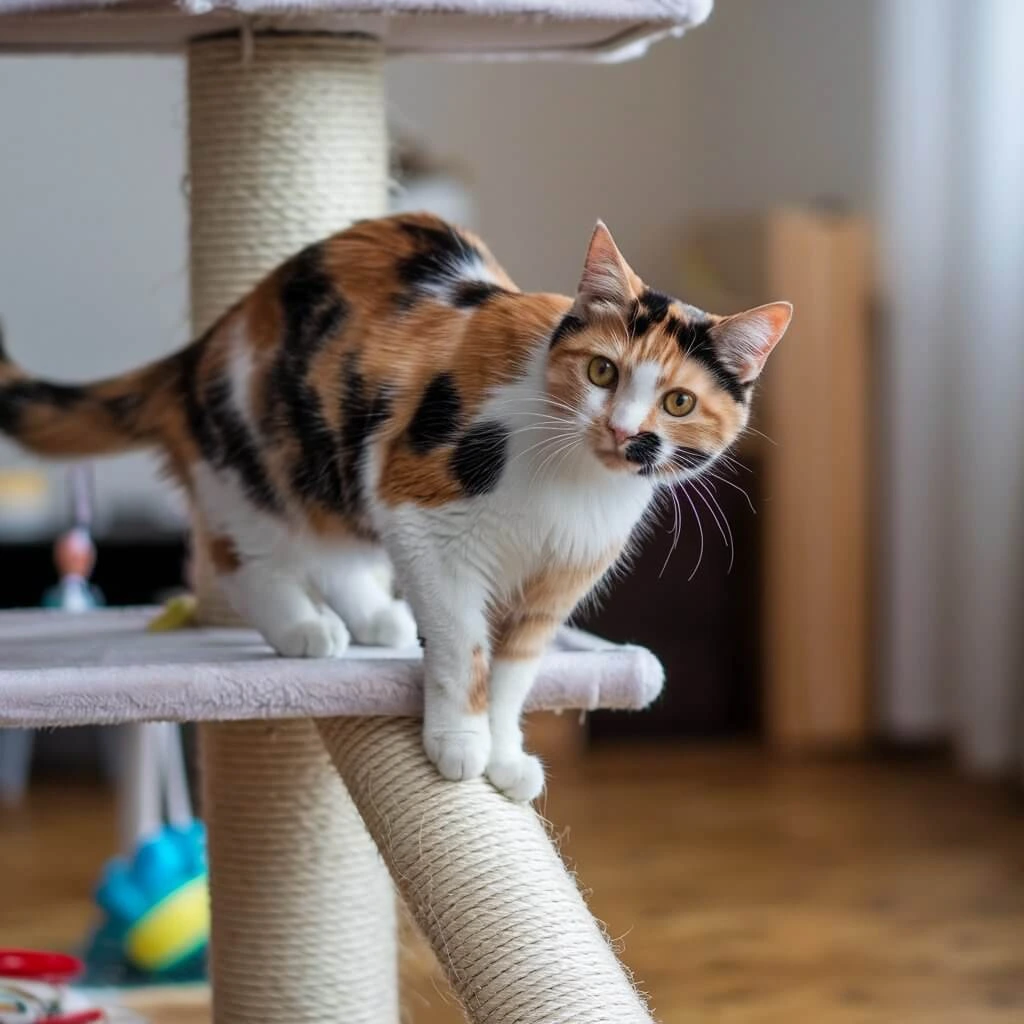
[{"xmin": 877, "ymin": 0, "xmax": 1024, "ymax": 775}]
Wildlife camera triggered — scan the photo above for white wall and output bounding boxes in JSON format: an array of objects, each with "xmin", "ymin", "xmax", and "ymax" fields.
[
  {"xmin": 0, "ymin": 0, "xmax": 880, "ymax": 536},
  {"xmin": 388, "ymin": 0, "xmax": 879, "ymax": 290},
  {"xmin": 0, "ymin": 55, "xmax": 189, "ymax": 536}
]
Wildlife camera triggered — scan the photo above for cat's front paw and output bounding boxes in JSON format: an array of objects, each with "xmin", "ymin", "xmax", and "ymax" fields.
[
  {"xmin": 424, "ymin": 728, "xmax": 491, "ymax": 782},
  {"xmin": 487, "ymin": 753, "xmax": 545, "ymax": 802},
  {"xmin": 273, "ymin": 615, "xmax": 350, "ymax": 658},
  {"xmin": 360, "ymin": 600, "xmax": 418, "ymax": 648}
]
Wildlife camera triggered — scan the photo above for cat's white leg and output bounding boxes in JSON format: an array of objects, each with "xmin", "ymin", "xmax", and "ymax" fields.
[
  {"xmin": 318, "ymin": 553, "xmax": 417, "ymax": 649},
  {"xmin": 218, "ymin": 561, "xmax": 351, "ymax": 658},
  {"xmin": 486, "ymin": 657, "xmax": 545, "ymax": 802},
  {"xmin": 192, "ymin": 467, "xmax": 349, "ymax": 657},
  {"xmin": 382, "ymin": 532, "xmax": 492, "ymax": 782}
]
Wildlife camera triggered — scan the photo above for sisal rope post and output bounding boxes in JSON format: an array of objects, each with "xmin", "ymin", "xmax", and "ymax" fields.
[
  {"xmin": 319, "ymin": 717, "xmax": 655, "ymax": 1024},
  {"xmin": 188, "ymin": 33, "xmax": 397, "ymax": 1024}
]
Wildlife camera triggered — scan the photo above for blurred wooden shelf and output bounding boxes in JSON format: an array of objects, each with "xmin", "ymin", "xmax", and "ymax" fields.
[{"xmin": 681, "ymin": 207, "xmax": 874, "ymax": 751}]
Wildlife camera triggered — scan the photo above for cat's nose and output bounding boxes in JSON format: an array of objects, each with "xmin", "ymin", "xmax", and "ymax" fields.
[{"xmin": 609, "ymin": 425, "xmax": 635, "ymax": 447}]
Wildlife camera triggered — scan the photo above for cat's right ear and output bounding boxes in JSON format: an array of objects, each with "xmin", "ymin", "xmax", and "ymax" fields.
[{"xmin": 572, "ymin": 221, "xmax": 640, "ymax": 320}]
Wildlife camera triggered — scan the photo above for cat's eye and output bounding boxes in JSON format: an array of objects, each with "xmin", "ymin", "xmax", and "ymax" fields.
[
  {"xmin": 588, "ymin": 356, "xmax": 618, "ymax": 389},
  {"xmin": 663, "ymin": 389, "xmax": 697, "ymax": 417}
]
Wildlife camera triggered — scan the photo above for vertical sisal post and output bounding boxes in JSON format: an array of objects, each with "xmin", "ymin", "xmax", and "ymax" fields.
[
  {"xmin": 319, "ymin": 717, "xmax": 655, "ymax": 1024},
  {"xmin": 187, "ymin": 34, "xmax": 397, "ymax": 1024}
]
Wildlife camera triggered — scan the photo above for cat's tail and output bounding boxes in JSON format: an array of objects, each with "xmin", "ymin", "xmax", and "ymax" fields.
[{"xmin": 0, "ymin": 319, "xmax": 182, "ymax": 458}]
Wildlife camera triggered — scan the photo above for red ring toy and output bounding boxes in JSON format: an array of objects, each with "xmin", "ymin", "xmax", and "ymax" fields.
[{"xmin": 0, "ymin": 950, "xmax": 83, "ymax": 984}]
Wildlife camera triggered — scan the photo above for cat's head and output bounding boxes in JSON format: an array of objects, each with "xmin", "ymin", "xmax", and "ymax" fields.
[{"xmin": 545, "ymin": 222, "xmax": 791, "ymax": 481}]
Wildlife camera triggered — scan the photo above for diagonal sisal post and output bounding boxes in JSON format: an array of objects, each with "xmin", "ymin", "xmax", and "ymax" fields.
[
  {"xmin": 188, "ymin": 33, "xmax": 397, "ymax": 1024},
  {"xmin": 319, "ymin": 716, "xmax": 655, "ymax": 1024}
]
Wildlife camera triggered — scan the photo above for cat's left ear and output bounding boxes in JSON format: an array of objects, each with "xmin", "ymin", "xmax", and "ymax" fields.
[
  {"xmin": 709, "ymin": 302, "xmax": 793, "ymax": 384},
  {"xmin": 573, "ymin": 220, "xmax": 642, "ymax": 319}
]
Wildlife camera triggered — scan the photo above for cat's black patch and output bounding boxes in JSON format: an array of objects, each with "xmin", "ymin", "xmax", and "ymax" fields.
[
  {"xmin": 103, "ymin": 392, "xmax": 146, "ymax": 436},
  {"xmin": 640, "ymin": 289, "xmax": 672, "ymax": 326},
  {"xmin": 549, "ymin": 312, "xmax": 585, "ymax": 349},
  {"xmin": 173, "ymin": 319, "xmax": 281, "ymax": 513},
  {"xmin": 176, "ymin": 335, "xmax": 218, "ymax": 462},
  {"xmin": 452, "ymin": 420, "xmax": 508, "ymax": 496},
  {"xmin": 269, "ymin": 244, "xmax": 349, "ymax": 509},
  {"xmin": 624, "ymin": 431, "xmax": 662, "ymax": 470},
  {"xmin": 396, "ymin": 221, "xmax": 484, "ymax": 310},
  {"xmin": 0, "ymin": 380, "xmax": 86, "ymax": 435},
  {"xmin": 628, "ymin": 299, "xmax": 651, "ymax": 341},
  {"xmin": 452, "ymin": 281, "xmax": 505, "ymax": 308},
  {"xmin": 204, "ymin": 374, "xmax": 283, "ymax": 513},
  {"xmin": 408, "ymin": 372, "xmax": 461, "ymax": 453},
  {"xmin": 338, "ymin": 353, "xmax": 394, "ymax": 521},
  {"xmin": 672, "ymin": 445, "xmax": 712, "ymax": 471},
  {"xmin": 669, "ymin": 314, "xmax": 746, "ymax": 404},
  {"xmin": 663, "ymin": 316, "xmax": 687, "ymax": 344}
]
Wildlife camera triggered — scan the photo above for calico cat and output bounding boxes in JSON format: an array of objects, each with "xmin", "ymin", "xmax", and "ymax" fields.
[{"xmin": 0, "ymin": 213, "xmax": 790, "ymax": 800}]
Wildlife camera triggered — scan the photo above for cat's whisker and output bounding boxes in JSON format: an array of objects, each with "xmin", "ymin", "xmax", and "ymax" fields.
[
  {"xmin": 693, "ymin": 477, "xmax": 736, "ymax": 574},
  {"xmin": 519, "ymin": 433, "xmax": 576, "ymax": 488},
  {"xmin": 744, "ymin": 425, "xmax": 777, "ymax": 447},
  {"xmin": 548, "ymin": 438, "xmax": 582, "ymax": 483},
  {"xmin": 717, "ymin": 451, "xmax": 752, "ymax": 475},
  {"xmin": 511, "ymin": 430, "xmax": 579, "ymax": 467},
  {"xmin": 707, "ymin": 471, "xmax": 756, "ymax": 515},
  {"xmin": 536, "ymin": 436, "xmax": 581, "ymax": 484},
  {"xmin": 658, "ymin": 484, "xmax": 684, "ymax": 579},
  {"xmin": 691, "ymin": 478, "xmax": 729, "ymax": 549},
  {"xmin": 679, "ymin": 484, "xmax": 705, "ymax": 582},
  {"xmin": 533, "ymin": 436, "xmax": 580, "ymax": 487},
  {"xmin": 490, "ymin": 395, "xmax": 580, "ymax": 417},
  {"xmin": 507, "ymin": 423, "xmax": 576, "ymax": 438}
]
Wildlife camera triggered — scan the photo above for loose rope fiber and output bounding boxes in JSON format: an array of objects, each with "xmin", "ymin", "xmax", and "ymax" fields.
[
  {"xmin": 188, "ymin": 32, "xmax": 397, "ymax": 1023},
  {"xmin": 319, "ymin": 717, "xmax": 655, "ymax": 1024}
]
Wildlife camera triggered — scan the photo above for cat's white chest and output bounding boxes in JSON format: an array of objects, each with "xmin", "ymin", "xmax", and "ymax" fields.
[{"xmin": 487, "ymin": 445, "xmax": 653, "ymax": 578}]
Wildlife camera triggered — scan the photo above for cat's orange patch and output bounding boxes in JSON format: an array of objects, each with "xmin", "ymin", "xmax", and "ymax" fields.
[
  {"xmin": 491, "ymin": 550, "xmax": 619, "ymax": 660},
  {"xmin": 209, "ymin": 534, "xmax": 241, "ymax": 574},
  {"xmin": 378, "ymin": 445, "xmax": 464, "ymax": 508},
  {"xmin": 466, "ymin": 645, "xmax": 489, "ymax": 714}
]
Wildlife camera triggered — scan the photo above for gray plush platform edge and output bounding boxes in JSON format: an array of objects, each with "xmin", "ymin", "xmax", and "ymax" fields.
[
  {"xmin": 0, "ymin": 608, "xmax": 665, "ymax": 727},
  {"xmin": 0, "ymin": 0, "xmax": 713, "ymax": 58}
]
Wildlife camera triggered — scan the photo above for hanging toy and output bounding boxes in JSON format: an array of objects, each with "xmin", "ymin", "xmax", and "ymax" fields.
[
  {"xmin": 41, "ymin": 468, "xmax": 103, "ymax": 612},
  {"xmin": 0, "ymin": 468, "xmax": 104, "ymax": 807}
]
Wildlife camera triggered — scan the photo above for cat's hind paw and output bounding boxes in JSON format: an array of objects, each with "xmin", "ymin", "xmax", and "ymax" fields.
[
  {"xmin": 487, "ymin": 753, "xmax": 545, "ymax": 802},
  {"xmin": 273, "ymin": 614, "xmax": 351, "ymax": 658},
  {"xmin": 360, "ymin": 600, "xmax": 418, "ymax": 648}
]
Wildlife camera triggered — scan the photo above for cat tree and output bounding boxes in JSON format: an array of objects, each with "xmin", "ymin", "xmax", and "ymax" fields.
[{"xmin": 0, "ymin": 3, "xmax": 712, "ymax": 1021}]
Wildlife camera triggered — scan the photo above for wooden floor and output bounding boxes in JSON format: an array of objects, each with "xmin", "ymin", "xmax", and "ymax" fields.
[{"xmin": 3, "ymin": 737, "xmax": 1024, "ymax": 1023}]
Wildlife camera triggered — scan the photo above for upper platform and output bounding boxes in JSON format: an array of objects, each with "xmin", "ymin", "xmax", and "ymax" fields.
[{"xmin": 0, "ymin": 0, "xmax": 711, "ymax": 58}]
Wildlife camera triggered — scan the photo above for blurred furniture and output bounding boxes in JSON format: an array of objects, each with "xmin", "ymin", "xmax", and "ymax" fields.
[
  {"xmin": 0, "ymin": 2, "xmax": 712, "ymax": 1021},
  {"xmin": 681, "ymin": 208, "xmax": 874, "ymax": 751},
  {"xmin": 583, "ymin": 463, "xmax": 763, "ymax": 740}
]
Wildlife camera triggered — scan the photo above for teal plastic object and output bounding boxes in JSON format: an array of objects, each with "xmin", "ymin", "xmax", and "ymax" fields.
[{"xmin": 89, "ymin": 823, "xmax": 209, "ymax": 982}]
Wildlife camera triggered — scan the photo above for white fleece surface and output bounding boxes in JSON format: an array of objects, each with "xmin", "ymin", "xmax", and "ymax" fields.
[
  {"xmin": 0, "ymin": 0, "xmax": 712, "ymax": 58},
  {"xmin": 0, "ymin": 608, "xmax": 664, "ymax": 728}
]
